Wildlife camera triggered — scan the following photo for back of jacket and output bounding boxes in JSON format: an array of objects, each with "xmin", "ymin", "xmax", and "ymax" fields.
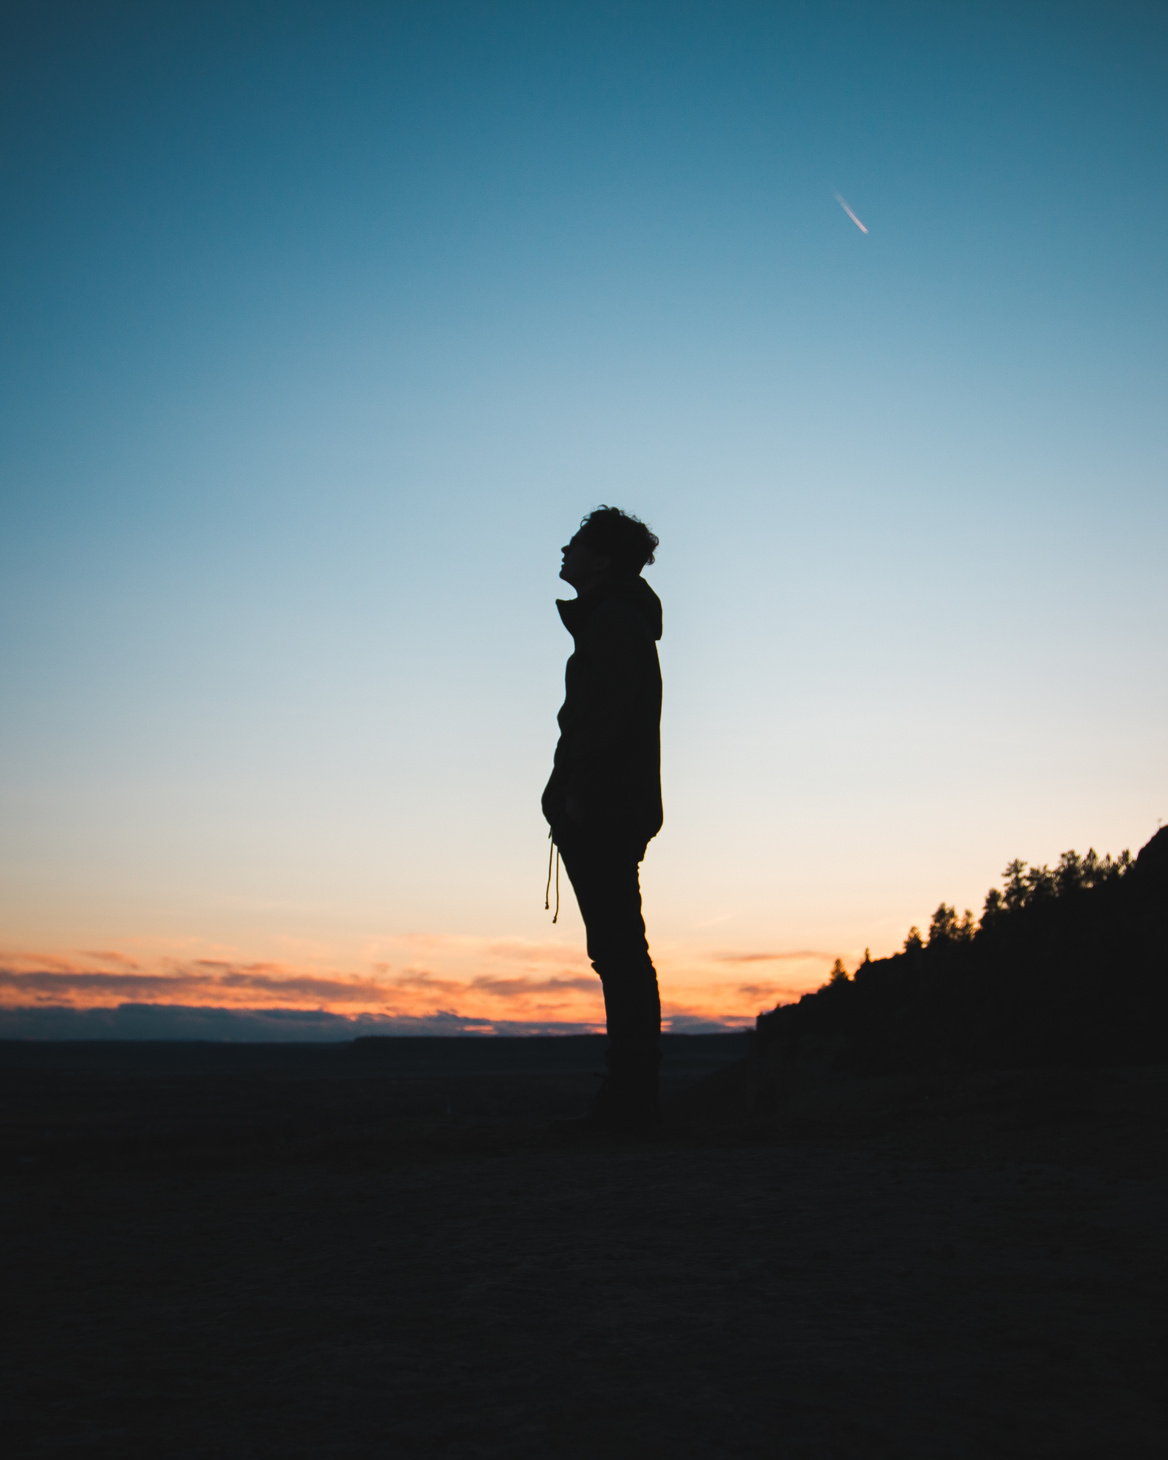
[{"xmin": 542, "ymin": 574, "xmax": 663, "ymax": 847}]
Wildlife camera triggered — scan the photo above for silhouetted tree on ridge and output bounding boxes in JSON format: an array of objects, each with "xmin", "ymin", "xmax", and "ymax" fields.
[{"xmin": 755, "ymin": 828, "xmax": 1168, "ymax": 1071}]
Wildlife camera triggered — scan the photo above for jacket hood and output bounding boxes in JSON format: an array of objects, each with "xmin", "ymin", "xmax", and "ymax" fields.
[{"xmin": 557, "ymin": 574, "xmax": 663, "ymax": 641}]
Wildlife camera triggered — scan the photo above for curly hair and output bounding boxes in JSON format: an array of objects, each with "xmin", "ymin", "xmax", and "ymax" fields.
[{"xmin": 577, "ymin": 505, "xmax": 659, "ymax": 575}]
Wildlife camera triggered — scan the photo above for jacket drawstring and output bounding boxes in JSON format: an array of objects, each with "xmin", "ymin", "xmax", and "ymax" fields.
[{"xmin": 545, "ymin": 828, "xmax": 560, "ymax": 924}]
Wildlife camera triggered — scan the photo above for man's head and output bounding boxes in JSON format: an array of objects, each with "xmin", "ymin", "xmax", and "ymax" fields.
[{"xmin": 560, "ymin": 506, "xmax": 658, "ymax": 590}]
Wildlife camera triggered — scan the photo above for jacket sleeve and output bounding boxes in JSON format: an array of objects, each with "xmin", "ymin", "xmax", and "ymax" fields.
[{"xmin": 565, "ymin": 602, "xmax": 657, "ymax": 825}]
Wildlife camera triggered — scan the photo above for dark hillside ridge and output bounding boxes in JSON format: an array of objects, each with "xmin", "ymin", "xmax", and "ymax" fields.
[{"xmin": 756, "ymin": 828, "xmax": 1168, "ymax": 1071}]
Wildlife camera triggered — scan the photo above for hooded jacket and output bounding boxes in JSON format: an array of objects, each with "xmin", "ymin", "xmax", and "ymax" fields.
[{"xmin": 542, "ymin": 573, "xmax": 663, "ymax": 847}]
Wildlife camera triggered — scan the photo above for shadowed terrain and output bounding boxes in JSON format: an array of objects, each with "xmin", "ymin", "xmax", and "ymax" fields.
[
  {"xmin": 757, "ymin": 828, "xmax": 1168, "ymax": 1073},
  {"xmin": 4, "ymin": 1035, "xmax": 1166, "ymax": 1458}
]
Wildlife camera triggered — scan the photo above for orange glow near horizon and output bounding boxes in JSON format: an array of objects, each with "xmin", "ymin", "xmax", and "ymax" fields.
[{"xmin": 0, "ymin": 934, "xmax": 840, "ymax": 1031}]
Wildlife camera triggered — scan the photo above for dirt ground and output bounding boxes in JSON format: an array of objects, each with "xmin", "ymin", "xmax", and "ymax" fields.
[{"xmin": 3, "ymin": 1038, "xmax": 1166, "ymax": 1458}]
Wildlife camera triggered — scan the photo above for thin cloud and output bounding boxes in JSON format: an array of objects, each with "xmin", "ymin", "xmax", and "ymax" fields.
[
  {"xmin": 735, "ymin": 983, "xmax": 805, "ymax": 1002},
  {"xmin": 1, "ymin": 935, "xmax": 814, "ymax": 1027},
  {"xmin": 469, "ymin": 975, "xmax": 598, "ymax": 997},
  {"xmin": 0, "ymin": 956, "xmax": 601, "ymax": 1015},
  {"xmin": 834, "ymin": 191, "xmax": 869, "ymax": 233},
  {"xmin": 0, "ymin": 963, "xmax": 391, "ymax": 1006},
  {"xmin": 1, "ymin": 968, "xmax": 190, "ymax": 997},
  {"xmin": 83, "ymin": 950, "xmax": 142, "ymax": 968},
  {"xmin": 381, "ymin": 968, "xmax": 467, "ymax": 997},
  {"xmin": 377, "ymin": 933, "xmax": 591, "ymax": 969},
  {"xmin": 713, "ymin": 950, "xmax": 834, "ymax": 964}
]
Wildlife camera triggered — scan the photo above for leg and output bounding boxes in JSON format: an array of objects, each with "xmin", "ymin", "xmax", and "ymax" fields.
[{"xmin": 554, "ymin": 823, "xmax": 661, "ymax": 1115}]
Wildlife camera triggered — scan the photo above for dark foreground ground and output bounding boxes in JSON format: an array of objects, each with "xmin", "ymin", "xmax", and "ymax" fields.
[{"xmin": 3, "ymin": 1036, "xmax": 1166, "ymax": 1458}]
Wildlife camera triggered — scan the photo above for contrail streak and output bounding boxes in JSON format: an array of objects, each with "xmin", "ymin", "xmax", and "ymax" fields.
[{"xmin": 834, "ymin": 192, "xmax": 869, "ymax": 234}]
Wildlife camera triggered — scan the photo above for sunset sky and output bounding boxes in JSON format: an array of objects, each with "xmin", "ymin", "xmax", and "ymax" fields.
[{"xmin": 2, "ymin": 2, "xmax": 1165, "ymax": 1036}]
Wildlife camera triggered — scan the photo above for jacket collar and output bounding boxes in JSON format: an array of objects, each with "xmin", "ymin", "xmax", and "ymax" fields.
[
  {"xmin": 556, "ymin": 575, "xmax": 663, "ymax": 641},
  {"xmin": 555, "ymin": 585, "xmax": 601, "ymax": 639}
]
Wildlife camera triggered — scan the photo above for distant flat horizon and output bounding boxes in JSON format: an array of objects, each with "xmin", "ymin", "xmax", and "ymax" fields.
[{"xmin": 0, "ymin": 1007, "xmax": 749, "ymax": 1042}]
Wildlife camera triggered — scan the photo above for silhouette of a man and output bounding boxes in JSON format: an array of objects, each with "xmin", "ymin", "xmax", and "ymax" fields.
[{"xmin": 543, "ymin": 507, "xmax": 663, "ymax": 1132}]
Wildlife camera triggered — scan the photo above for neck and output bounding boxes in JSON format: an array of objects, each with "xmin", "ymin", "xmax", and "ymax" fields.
[{"xmin": 561, "ymin": 566, "xmax": 616, "ymax": 597}]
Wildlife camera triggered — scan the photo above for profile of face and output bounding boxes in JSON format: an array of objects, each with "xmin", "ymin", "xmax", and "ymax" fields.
[{"xmin": 559, "ymin": 532, "xmax": 611, "ymax": 590}]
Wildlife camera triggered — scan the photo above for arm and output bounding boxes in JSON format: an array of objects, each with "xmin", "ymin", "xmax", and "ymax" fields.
[{"xmin": 565, "ymin": 602, "xmax": 658, "ymax": 827}]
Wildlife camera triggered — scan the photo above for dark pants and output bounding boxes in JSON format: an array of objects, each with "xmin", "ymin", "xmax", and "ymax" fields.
[{"xmin": 553, "ymin": 821, "xmax": 661, "ymax": 1086}]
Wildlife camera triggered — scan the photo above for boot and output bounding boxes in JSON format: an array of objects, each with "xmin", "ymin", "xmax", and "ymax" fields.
[{"xmin": 548, "ymin": 1070, "xmax": 662, "ymax": 1142}]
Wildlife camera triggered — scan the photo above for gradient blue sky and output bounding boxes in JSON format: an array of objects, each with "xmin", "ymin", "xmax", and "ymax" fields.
[{"xmin": 2, "ymin": 2, "xmax": 1165, "ymax": 1028}]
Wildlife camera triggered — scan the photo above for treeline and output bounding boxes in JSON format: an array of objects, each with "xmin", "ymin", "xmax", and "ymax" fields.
[{"xmin": 755, "ymin": 828, "xmax": 1168, "ymax": 1070}]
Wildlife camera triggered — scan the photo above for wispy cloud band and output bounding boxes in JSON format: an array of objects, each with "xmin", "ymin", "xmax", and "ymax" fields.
[{"xmin": 0, "ymin": 933, "xmax": 834, "ymax": 1030}]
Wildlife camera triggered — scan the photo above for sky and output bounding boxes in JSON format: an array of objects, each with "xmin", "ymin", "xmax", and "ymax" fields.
[{"xmin": 1, "ymin": 0, "xmax": 1165, "ymax": 1036}]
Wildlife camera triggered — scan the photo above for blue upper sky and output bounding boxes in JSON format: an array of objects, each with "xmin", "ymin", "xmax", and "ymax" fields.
[{"xmin": 1, "ymin": 2, "xmax": 1165, "ymax": 1013}]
